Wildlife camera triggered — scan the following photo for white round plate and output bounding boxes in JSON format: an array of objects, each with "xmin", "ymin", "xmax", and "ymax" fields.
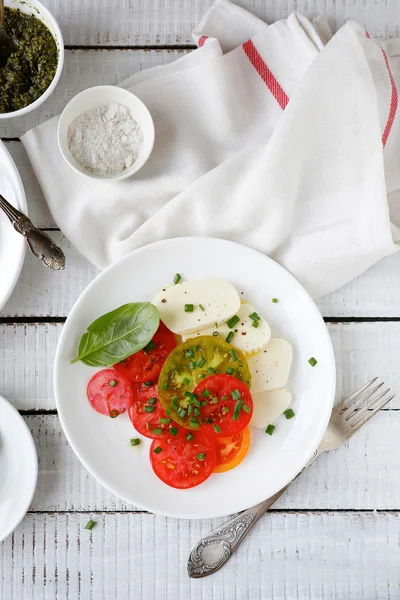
[
  {"xmin": 0, "ymin": 395, "xmax": 38, "ymax": 541},
  {"xmin": 0, "ymin": 140, "xmax": 27, "ymax": 312},
  {"xmin": 55, "ymin": 237, "xmax": 335, "ymax": 519}
]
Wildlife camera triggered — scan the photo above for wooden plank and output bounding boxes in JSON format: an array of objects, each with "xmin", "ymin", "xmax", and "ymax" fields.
[
  {"xmin": 1, "ymin": 322, "xmax": 400, "ymax": 410},
  {"xmin": 26, "ymin": 410, "xmax": 400, "ymax": 511},
  {"xmin": 2, "ymin": 231, "xmax": 400, "ymax": 318},
  {"xmin": 1, "ymin": 511, "xmax": 399, "ymax": 599},
  {"xmin": 34, "ymin": 0, "xmax": 400, "ymax": 47},
  {"xmin": 0, "ymin": 49, "xmax": 189, "ymax": 139}
]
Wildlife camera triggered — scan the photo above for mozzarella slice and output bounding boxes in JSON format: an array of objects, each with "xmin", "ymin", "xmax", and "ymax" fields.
[
  {"xmin": 248, "ymin": 338, "xmax": 292, "ymax": 393},
  {"xmin": 182, "ymin": 303, "xmax": 271, "ymax": 354},
  {"xmin": 153, "ymin": 278, "xmax": 240, "ymax": 335},
  {"xmin": 250, "ymin": 389, "xmax": 292, "ymax": 428}
]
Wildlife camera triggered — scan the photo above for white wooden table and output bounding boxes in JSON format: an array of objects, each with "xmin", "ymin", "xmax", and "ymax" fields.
[{"xmin": 1, "ymin": 1, "xmax": 400, "ymax": 598}]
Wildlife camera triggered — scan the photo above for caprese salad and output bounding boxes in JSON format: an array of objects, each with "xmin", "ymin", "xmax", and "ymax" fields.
[{"xmin": 73, "ymin": 276, "xmax": 293, "ymax": 490}]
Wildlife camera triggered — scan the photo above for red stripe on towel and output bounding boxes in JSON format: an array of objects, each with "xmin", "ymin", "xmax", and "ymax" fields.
[
  {"xmin": 198, "ymin": 35, "xmax": 208, "ymax": 47},
  {"xmin": 366, "ymin": 30, "xmax": 398, "ymax": 147},
  {"xmin": 242, "ymin": 39, "xmax": 289, "ymax": 110}
]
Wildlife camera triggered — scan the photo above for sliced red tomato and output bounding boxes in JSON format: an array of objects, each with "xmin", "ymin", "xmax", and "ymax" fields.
[
  {"xmin": 128, "ymin": 382, "xmax": 185, "ymax": 440},
  {"xmin": 214, "ymin": 427, "xmax": 251, "ymax": 473},
  {"xmin": 114, "ymin": 321, "xmax": 176, "ymax": 384},
  {"xmin": 193, "ymin": 374, "xmax": 253, "ymax": 437},
  {"xmin": 150, "ymin": 430, "xmax": 216, "ymax": 489},
  {"xmin": 87, "ymin": 369, "xmax": 134, "ymax": 417}
]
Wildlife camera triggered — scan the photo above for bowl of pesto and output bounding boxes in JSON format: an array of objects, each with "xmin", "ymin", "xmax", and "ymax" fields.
[{"xmin": 0, "ymin": 0, "xmax": 64, "ymax": 118}]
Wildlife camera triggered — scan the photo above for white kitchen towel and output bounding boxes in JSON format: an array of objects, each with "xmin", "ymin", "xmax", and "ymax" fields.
[{"xmin": 22, "ymin": 0, "xmax": 400, "ymax": 298}]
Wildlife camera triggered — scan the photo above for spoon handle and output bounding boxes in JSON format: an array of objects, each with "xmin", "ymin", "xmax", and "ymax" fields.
[
  {"xmin": 0, "ymin": 1, "xmax": 4, "ymax": 26},
  {"xmin": 0, "ymin": 194, "xmax": 66, "ymax": 270}
]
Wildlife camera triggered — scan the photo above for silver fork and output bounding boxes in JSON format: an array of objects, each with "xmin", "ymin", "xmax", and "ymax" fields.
[{"xmin": 187, "ymin": 378, "xmax": 394, "ymax": 578}]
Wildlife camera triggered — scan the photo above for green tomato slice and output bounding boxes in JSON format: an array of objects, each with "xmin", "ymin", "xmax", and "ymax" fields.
[{"xmin": 158, "ymin": 335, "xmax": 252, "ymax": 428}]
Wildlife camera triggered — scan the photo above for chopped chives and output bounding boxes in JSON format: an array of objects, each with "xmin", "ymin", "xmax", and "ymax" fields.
[
  {"xmin": 144, "ymin": 405, "xmax": 155, "ymax": 413},
  {"xmin": 109, "ymin": 379, "xmax": 117, "ymax": 387},
  {"xmin": 222, "ymin": 407, "xmax": 229, "ymax": 414},
  {"xmin": 185, "ymin": 349, "xmax": 195, "ymax": 359},
  {"xmin": 109, "ymin": 409, "xmax": 119, "ymax": 418},
  {"xmin": 166, "ymin": 408, "xmax": 171, "ymax": 415},
  {"xmin": 162, "ymin": 382, "xmax": 168, "ymax": 390},
  {"xmin": 202, "ymin": 389, "xmax": 211, "ymax": 398},
  {"xmin": 265, "ymin": 424, "xmax": 275, "ymax": 435},
  {"xmin": 173, "ymin": 273, "xmax": 182, "ymax": 284},
  {"xmin": 148, "ymin": 397, "xmax": 157, "ymax": 405},
  {"xmin": 189, "ymin": 361, "xmax": 196, "ymax": 370},
  {"xmin": 144, "ymin": 381, "xmax": 153, "ymax": 387},
  {"xmin": 249, "ymin": 312, "xmax": 260, "ymax": 322},
  {"xmin": 171, "ymin": 395, "xmax": 179, "ymax": 404},
  {"xmin": 170, "ymin": 427, "xmax": 179, "ymax": 436},
  {"xmin": 153, "ymin": 446, "xmax": 163, "ymax": 454},
  {"xmin": 186, "ymin": 432, "xmax": 194, "ymax": 441},
  {"xmin": 308, "ymin": 357, "xmax": 317, "ymax": 367},
  {"xmin": 194, "ymin": 407, "xmax": 200, "ymax": 417},
  {"xmin": 252, "ymin": 320, "xmax": 259, "ymax": 329},
  {"xmin": 153, "ymin": 428, "xmax": 163, "ymax": 435},
  {"xmin": 159, "ymin": 417, "xmax": 170, "ymax": 424},
  {"xmin": 85, "ymin": 519, "xmax": 96, "ymax": 531},
  {"xmin": 184, "ymin": 304, "xmax": 194, "ymax": 312},
  {"xmin": 221, "ymin": 396, "xmax": 229, "ymax": 401},
  {"xmin": 207, "ymin": 367, "xmax": 216, "ymax": 375},
  {"xmin": 183, "ymin": 377, "xmax": 191, "ymax": 386},
  {"xmin": 237, "ymin": 360, "xmax": 244, "ymax": 368},
  {"xmin": 199, "ymin": 304, "xmax": 205, "ymax": 311},
  {"xmin": 233, "ymin": 399, "xmax": 243, "ymax": 420},
  {"xmin": 284, "ymin": 409, "xmax": 295, "ymax": 420},
  {"xmin": 147, "ymin": 340, "xmax": 157, "ymax": 351},
  {"xmin": 198, "ymin": 373, "xmax": 206, "ymax": 379},
  {"xmin": 190, "ymin": 398, "xmax": 201, "ymax": 408},
  {"xmin": 213, "ymin": 331, "xmax": 219, "ymax": 337},
  {"xmin": 231, "ymin": 389, "xmax": 241, "ymax": 400},
  {"xmin": 242, "ymin": 404, "xmax": 251, "ymax": 413},
  {"xmin": 196, "ymin": 453, "xmax": 206, "ymax": 461},
  {"xmin": 212, "ymin": 397, "xmax": 219, "ymax": 404},
  {"xmin": 226, "ymin": 315, "xmax": 240, "ymax": 329},
  {"xmin": 226, "ymin": 331, "xmax": 234, "ymax": 344},
  {"xmin": 213, "ymin": 424, "xmax": 221, "ymax": 434},
  {"xmin": 226, "ymin": 367, "xmax": 234, "ymax": 375},
  {"xmin": 178, "ymin": 408, "xmax": 187, "ymax": 418},
  {"xmin": 197, "ymin": 357, "xmax": 206, "ymax": 368},
  {"xmin": 229, "ymin": 349, "xmax": 238, "ymax": 362},
  {"xmin": 129, "ymin": 438, "xmax": 140, "ymax": 446},
  {"xmin": 272, "ymin": 298, "xmax": 278, "ymax": 303},
  {"xmin": 188, "ymin": 405, "xmax": 193, "ymax": 415},
  {"xmin": 200, "ymin": 400, "xmax": 207, "ymax": 406}
]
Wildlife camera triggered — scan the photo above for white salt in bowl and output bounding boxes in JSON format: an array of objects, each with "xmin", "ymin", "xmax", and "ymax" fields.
[{"xmin": 57, "ymin": 85, "xmax": 155, "ymax": 181}]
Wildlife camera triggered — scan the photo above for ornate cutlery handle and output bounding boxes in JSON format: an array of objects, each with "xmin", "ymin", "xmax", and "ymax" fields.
[
  {"xmin": 187, "ymin": 448, "xmax": 320, "ymax": 578},
  {"xmin": 0, "ymin": 194, "xmax": 66, "ymax": 270}
]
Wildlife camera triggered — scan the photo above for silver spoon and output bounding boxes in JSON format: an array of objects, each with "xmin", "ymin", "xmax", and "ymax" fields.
[
  {"xmin": 0, "ymin": 0, "xmax": 17, "ymax": 69},
  {"xmin": 0, "ymin": 194, "xmax": 66, "ymax": 270}
]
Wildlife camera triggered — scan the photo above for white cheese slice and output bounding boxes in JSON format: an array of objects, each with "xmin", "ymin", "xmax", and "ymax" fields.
[
  {"xmin": 250, "ymin": 389, "xmax": 292, "ymax": 428},
  {"xmin": 182, "ymin": 303, "xmax": 271, "ymax": 354},
  {"xmin": 248, "ymin": 338, "xmax": 292, "ymax": 393},
  {"xmin": 153, "ymin": 278, "xmax": 241, "ymax": 335}
]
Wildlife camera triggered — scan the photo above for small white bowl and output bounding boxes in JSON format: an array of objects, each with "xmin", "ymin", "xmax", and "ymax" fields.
[
  {"xmin": 58, "ymin": 86, "xmax": 155, "ymax": 181},
  {"xmin": 0, "ymin": 0, "xmax": 64, "ymax": 119}
]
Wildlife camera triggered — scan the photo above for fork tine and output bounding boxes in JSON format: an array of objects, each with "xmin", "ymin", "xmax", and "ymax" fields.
[
  {"xmin": 339, "ymin": 377, "xmax": 378, "ymax": 413},
  {"xmin": 344, "ymin": 382, "xmax": 385, "ymax": 420},
  {"xmin": 347, "ymin": 388, "xmax": 391, "ymax": 424},
  {"xmin": 349, "ymin": 394, "xmax": 394, "ymax": 431}
]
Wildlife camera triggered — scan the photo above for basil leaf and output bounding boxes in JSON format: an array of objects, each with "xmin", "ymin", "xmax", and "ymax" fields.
[{"xmin": 71, "ymin": 302, "xmax": 160, "ymax": 366}]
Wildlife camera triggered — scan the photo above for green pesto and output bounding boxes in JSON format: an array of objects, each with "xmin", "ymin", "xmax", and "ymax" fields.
[{"xmin": 0, "ymin": 8, "xmax": 58, "ymax": 113}]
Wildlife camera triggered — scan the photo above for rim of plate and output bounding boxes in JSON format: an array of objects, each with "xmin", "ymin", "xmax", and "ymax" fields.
[
  {"xmin": 0, "ymin": 395, "xmax": 38, "ymax": 542},
  {"xmin": 54, "ymin": 237, "xmax": 336, "ymax": 518},
  {"xmin": 0, "ymin": 140, "xmax": 27, "ymax": 311}
]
